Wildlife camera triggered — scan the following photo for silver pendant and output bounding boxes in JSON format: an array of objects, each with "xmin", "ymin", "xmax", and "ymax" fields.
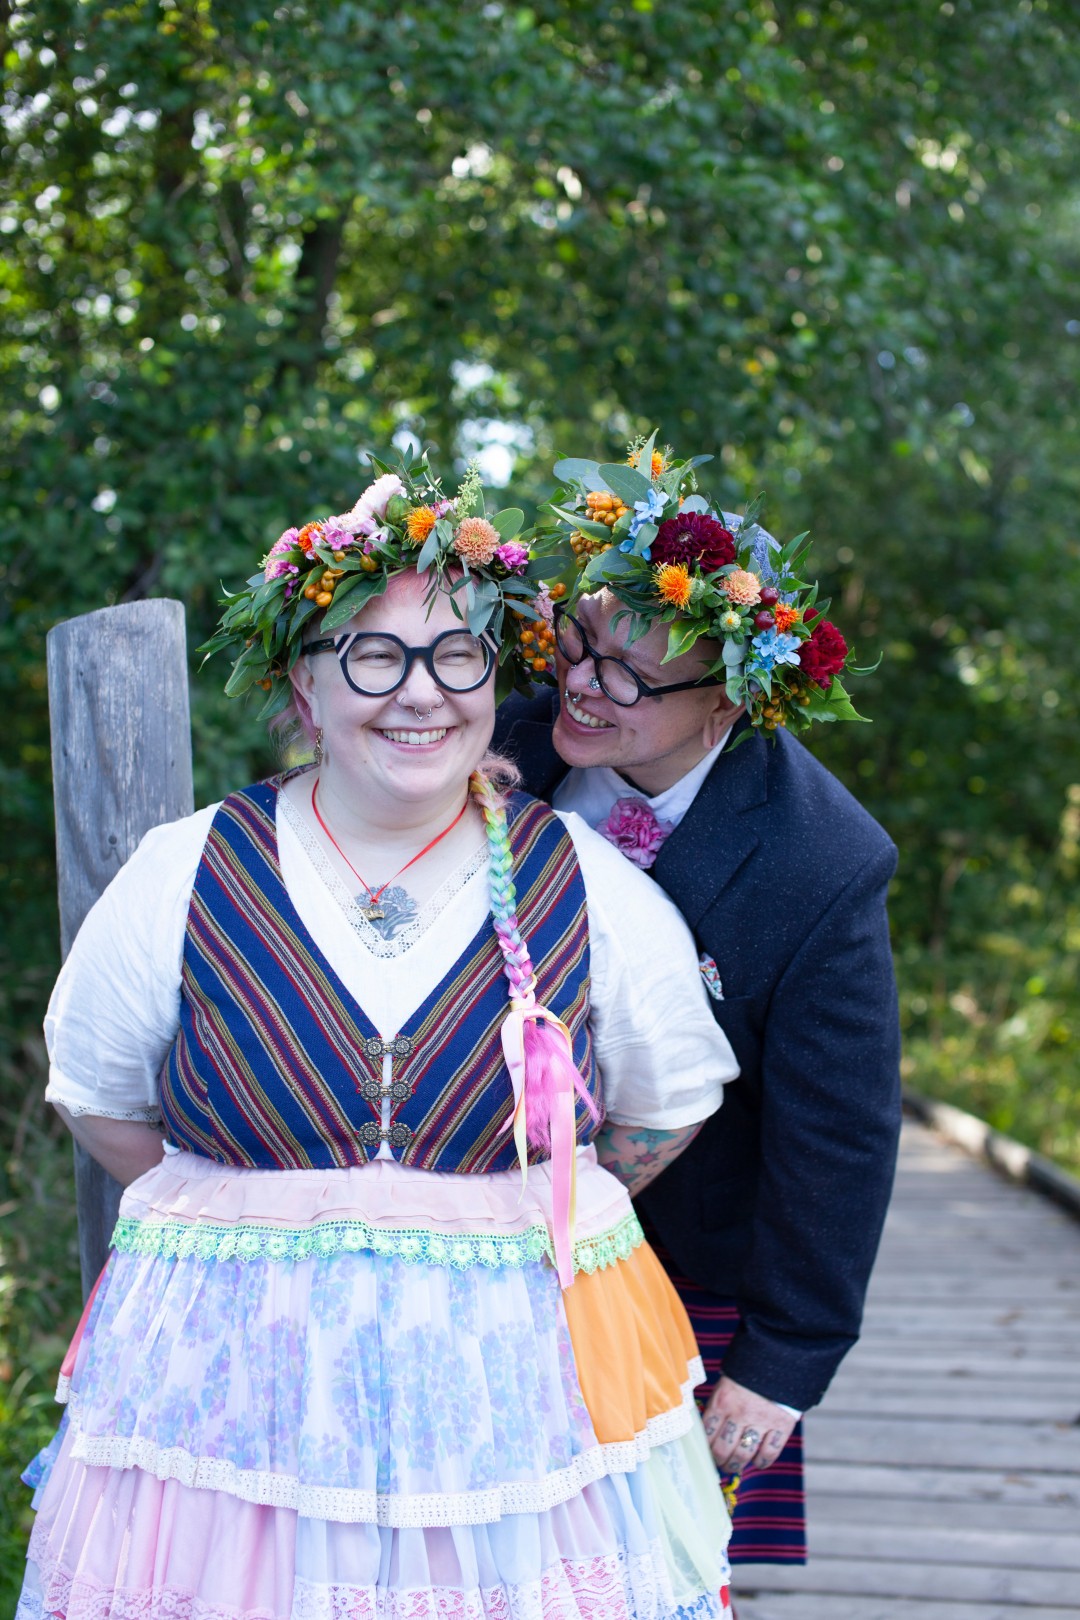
[{"xmin": 360, "ymin": 903, "xmax": 386, "ymax": 922}]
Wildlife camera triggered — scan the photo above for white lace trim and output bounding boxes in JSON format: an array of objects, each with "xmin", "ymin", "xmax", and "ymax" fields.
[
  {"xmin": 62, "ymin": 1372, "xmax": 704, "ymax": 1525},
  {"xmin": 280, "ymin": 791, "xmax": 488, "ymax": 960},
  {"xmin": 43, "ymin": 1092, "xmax": 161, "ymax": 1124},
  {"xmin": 22, "ymin": 1530, "xmax": 731, "ymax": 1620}
]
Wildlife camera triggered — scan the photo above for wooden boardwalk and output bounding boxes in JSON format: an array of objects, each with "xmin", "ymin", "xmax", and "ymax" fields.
[{"xmin": 737, "ymin": 1118, "xmax": 1080, "ymax": 1620}]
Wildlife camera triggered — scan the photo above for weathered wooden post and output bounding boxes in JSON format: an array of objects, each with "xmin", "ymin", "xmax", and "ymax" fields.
[{"xmin": 47, "ymin": 599, "xmax": 194, "ymax": 1298}]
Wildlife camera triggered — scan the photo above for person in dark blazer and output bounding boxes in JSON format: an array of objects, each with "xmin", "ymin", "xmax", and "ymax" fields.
[{"xmin": 493, "ymin": 582, "xmax": 902, "ymax": 1566}]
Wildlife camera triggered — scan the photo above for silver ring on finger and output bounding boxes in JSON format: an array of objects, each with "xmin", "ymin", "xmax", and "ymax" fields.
[{"xmin": 738, "ymin": 1427, "xmax": 760, "ymax": 1451}]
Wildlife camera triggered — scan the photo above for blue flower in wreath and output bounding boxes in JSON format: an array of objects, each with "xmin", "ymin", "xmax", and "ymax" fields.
[
  {"xmin": 748, "ymin": 628, "xmax": 802, "ymax": 674},
  {"xmin": 619, "ymin": 487, "xmax": 667, "ymax": 558}
]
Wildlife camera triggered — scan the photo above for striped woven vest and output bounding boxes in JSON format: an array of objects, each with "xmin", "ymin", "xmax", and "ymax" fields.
[{"xmin": 160, "ymin": 781, "xmax": 596, "ymax": 1172}]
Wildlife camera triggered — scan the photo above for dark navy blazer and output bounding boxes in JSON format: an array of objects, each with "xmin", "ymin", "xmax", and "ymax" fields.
[{"xmin": 494, "ymin": 695, "xmax": 902, "ymax": 1412}]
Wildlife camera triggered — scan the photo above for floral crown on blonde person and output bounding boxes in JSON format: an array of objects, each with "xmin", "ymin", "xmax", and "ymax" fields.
[
  {"xmin": 541, "ymin": 429, "xmax": 874, "ymax": 736},
  {"xmin": 201, "ymin": 447, "xmax": 563, "ymax": 716}
]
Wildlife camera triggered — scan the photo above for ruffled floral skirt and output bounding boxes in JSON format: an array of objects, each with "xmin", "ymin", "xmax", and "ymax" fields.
[{"xmin": 18, "ymin": 1148, "xmax": 732, "ymax": 1620}]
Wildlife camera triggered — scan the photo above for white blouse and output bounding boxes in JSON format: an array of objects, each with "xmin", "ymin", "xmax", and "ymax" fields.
[{"xmin": 44, "ymin": 794, "xmax": 738, "ymax": 1135}]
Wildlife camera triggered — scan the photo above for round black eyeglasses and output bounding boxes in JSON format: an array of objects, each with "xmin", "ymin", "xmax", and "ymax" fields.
[
  {"xmin": 553, "ymin": 607, "xmax": 724, "ymax": 707},
  {"xmin": 303, "ymin": 629, "xmax": 496, "ymax": 697}
]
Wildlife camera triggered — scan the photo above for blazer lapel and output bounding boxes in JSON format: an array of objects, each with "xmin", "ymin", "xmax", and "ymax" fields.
[{"xmin": 650, "ymin": 724, "xmax": 767, "ymax": 928}]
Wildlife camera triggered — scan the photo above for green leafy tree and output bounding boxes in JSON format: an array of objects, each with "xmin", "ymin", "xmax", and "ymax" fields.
[{"xmin": 1, "ymin": 0, "xmax": 1079, "ymax": 1588}]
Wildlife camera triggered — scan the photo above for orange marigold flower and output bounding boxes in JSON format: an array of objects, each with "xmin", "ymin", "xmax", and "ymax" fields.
[
  {"xmin": 629, "ymin": 448, "xmax": 669, "ymax": 478},
  {"xmin": 452, "ymin": 516, "xmax": 500, "ymax": 566},
  {"xmin": 723, "ymin": 568, "xmax": 762, "ymax": 606},
  {"xmin": 406, "ymin": 505, "xmax": 438, "ymax": 544},
  {"xmin": 297, "ymin": 522, "xmax": 324, "ymax": 556},
  {"xmin": 774, "ymin": 603, "xmax": 799, "ymax": 633},
  {"xmin": 654, "ymin": 562, "xmax": 693, "ymax": 609}
]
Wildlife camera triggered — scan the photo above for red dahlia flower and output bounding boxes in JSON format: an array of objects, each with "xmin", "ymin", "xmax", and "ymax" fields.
[
  {"xmin": 651, "ymin": 513, "xmax": 736, "ymax": 573},
  {"xmin": 799, "ymin": 619, "xmax": 848, "ymax": 688}
]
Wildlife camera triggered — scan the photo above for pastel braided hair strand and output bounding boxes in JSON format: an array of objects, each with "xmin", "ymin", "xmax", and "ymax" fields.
[{"xmin": 470, "ymin": 770, "xmax": 600, "ymax": 1156}]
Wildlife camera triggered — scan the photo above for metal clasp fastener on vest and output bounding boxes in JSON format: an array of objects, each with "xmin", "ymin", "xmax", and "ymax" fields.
[
  {"xmin": 362, "ymin": 1036, "xmax": 414, "ymax": 1058},
  {"xmin": 358, "ymin": 1121, "xmax": 415, "ymax": 1150},
  {"xmin": 356, "ymin": 1074, "xmax": 413, "ymax": 1104},
  {"xmin": 357, "ymin": 1036, "xmax": 415, "ymax": 1142}
]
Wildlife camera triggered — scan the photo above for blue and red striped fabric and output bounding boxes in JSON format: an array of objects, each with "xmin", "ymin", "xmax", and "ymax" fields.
[
  {"xmin": 644, "ymin": 1228, "xmax": 807, "ymax": 1565},
  {"xmin": 162, "ymin": 780, "xmax": 596, "ymax": 1172}
]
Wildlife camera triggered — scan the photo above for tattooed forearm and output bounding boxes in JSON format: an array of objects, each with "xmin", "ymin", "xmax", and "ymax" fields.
[{"xmin": 593, "ymin": 1122, "xmax": 704, "ymax": 1197}]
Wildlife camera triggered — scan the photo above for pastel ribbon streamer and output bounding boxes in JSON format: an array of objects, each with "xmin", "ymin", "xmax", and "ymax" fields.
[
  {"xmin": 500, "ymin": 994, "xmax": 580, "ymax": 1290},
  {"xmin": 474, "ymin": 770, "xmax": 592, "ymax": 1292}
]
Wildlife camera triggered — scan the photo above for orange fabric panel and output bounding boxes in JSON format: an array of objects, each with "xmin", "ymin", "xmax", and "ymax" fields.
[{"xmin": 563, "ymin": 1241, "xmax": 701, "ymax": 1443}]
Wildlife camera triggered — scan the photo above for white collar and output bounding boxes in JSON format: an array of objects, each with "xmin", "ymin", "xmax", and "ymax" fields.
[{"xmin": 553, "ymin": 731, "xmax": 730, "ymax": 833}]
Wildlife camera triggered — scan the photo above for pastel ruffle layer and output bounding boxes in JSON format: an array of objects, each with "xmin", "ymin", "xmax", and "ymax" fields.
[
  {"xmin": 23, "ymin": 1150, "xmax": 731, "ymax": 1620},
  {"xmin": 20, "ymin": 1423, "xmax": 731, "ymax": 1620}
]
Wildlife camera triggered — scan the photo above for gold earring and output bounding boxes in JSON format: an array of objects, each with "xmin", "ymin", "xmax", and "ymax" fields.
[{"xmin": 313, "ymin": 727, "xmax": 324, "ymax": 766}]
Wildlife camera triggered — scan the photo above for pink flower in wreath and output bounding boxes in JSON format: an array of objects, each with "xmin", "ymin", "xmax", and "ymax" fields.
[
  {"xmin": 495, "ymin": 540, "xmax": 529, "ymax": 573},
  {"xmin": 596, "ymin": 796, "xmax": 674, "ymax": 870},
  {"xmin": 534, "ymin": 582, "xmax": 555, "ymax": 625},
  {"xmin": 263, "ymin": 529, "xmax": 301, "ymax": 582}
]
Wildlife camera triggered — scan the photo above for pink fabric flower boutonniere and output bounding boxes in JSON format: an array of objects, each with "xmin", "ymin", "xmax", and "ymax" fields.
[{"xmin": 596, "ymin": 796, "xmax": 675, "ymax": 870}]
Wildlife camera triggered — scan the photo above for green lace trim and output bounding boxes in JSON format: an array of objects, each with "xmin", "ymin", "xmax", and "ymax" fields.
[{"xmin": 110, "ymin": 1210, "xmax": 645, "ymax": 1275}]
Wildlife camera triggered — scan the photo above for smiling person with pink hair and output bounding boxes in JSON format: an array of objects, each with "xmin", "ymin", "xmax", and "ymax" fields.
[{"xmin": 20, "ymin": 452, "xmax": 742, "ymax": 1620}]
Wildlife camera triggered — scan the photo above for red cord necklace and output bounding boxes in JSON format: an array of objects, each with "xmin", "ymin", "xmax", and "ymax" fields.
[{"xmin": 310, "ymin": 778, "xmax": 470, "ymax": 922}]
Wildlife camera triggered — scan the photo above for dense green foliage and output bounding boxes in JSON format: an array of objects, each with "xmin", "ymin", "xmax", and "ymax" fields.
[{"xmin": 1, "ymin": 0, "xmax": 1078, "ymax": 1592}]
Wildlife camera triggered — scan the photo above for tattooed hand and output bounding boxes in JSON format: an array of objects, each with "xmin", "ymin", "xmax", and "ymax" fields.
[{"xmin": 701, "ymin": 1375, "xmax": 798, "ymax": 1473}]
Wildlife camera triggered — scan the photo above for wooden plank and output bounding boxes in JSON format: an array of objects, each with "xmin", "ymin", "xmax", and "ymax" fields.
[
  {"xmin": 807, "ymin": 1520, "xmax": 1080, "ymax": 1570},
  {"xmin": 806, "ymin": 1490, "xmax": 1080, "ymax": 1535},
  {"xmin": 851, "ymin": 1305, "xmax": 1080, "ymax": 1325},
  {"xmin": 870, "ymin": 1262, "xmax": 1078, "ymax": 1277},
  {"xmin": 736, "ymin": 1595, "xmax": 1080, "ymax": 1620},
  {"xmin": 823, "ymin": 1386, "xmax": 1080, "ymax": 1421},
  {"xmin": 47, "ymin": 599, "xmax": 193, "ymax": 1297},
  {"xmin": 826, "ymin": 1352, "xmax": 1080, "ymax": 1378},
  {"xmin": 805, "ymin": 1414, "xmax": 1080, "ymax": 1470},
  {"xmin": 804, "ymin": 1459, "xmax": 1080, "ymax": 1506},
  {"xmin": 873, "ymin": 1237, "xmax": 1080, "ymax": 1258},
  {"xmin": 828, "ymin": 1371, "xmax": 1080, "ymax": 1398},
  {"xmin": 851, "ymin": 1336, "xmax": 1080, "ymax": 1356},
  {"xmin": 725, "ymin": 1554, "xmax": 1079, "ymax": 1603},
  {"xmin": 865, "ymin": 1286, "xmax": 1078, "ymax": 1304},
  {"xmin": 853, "ymin": 1325, "xmax": 1080, "ymax": 1346},
  {"xmin": 876, "ymin": 1229, "xmax": 1079, "ymax": 1251},
  {"xmin": 867, "ymin": 1263, "xmax": 1080, "ymax": 1284}
]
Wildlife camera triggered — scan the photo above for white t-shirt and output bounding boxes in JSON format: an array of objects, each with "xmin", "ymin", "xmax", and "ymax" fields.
[{"xmin": 44, "ymin": 793, "xmax": 739, "ymax": 1135}]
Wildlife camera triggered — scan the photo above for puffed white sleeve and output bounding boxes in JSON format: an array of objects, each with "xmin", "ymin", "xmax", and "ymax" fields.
[
  {"xmin": 557, "ymin": 811, "xmax": 739, "ymax": 1128},
  {"xmin": 43, "ymin": 804, "xmax": 220, "ymax": 1123}
]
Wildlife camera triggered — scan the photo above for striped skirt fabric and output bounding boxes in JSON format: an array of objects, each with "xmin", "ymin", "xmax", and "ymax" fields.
[{"xmin": 642, "ymin": 1229, "xmax": 807, "ymax": 1566}]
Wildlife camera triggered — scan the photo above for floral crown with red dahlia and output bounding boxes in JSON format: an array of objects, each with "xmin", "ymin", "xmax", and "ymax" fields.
[
  {"xmin": 200, "ymin": 447, "xmax": 563, "ymax": 716},
  {"xmin": 541, "ymin": 430, "xmax": 875, "ymax": 736}
]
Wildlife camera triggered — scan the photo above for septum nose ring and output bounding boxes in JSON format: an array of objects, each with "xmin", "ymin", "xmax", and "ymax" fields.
[{"xmin": 410, "ymin": 695, "xmax": 445, "ymax": 722}]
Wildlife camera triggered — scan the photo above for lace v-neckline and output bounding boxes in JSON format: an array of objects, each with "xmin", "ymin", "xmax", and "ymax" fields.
[{"xmin": 278, "ymin": 788, "xmax": 488, "ymax": 960}]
